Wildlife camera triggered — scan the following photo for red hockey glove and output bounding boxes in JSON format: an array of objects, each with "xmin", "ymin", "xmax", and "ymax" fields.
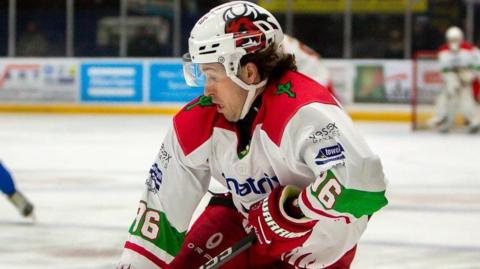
[{"xmin": 247, "ymin": 185, "xmax": 317, "ymax": 256}]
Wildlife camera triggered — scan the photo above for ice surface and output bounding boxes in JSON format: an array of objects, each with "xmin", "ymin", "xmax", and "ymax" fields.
[{"xmin": 1, "ymin": 114, "xmax": 479, "ymax": 268}]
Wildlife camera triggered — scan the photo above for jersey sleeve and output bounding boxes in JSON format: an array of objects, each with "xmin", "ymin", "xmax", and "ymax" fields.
[
  {"xmin": 473, "ymin": 46, "xmax": 480, "ymax": 71},
  {"xmin": 119, "ymin": 124, "xmax": 211, "ymax": 268},
  {"xmin": 282, "ymin": 103, "xmax": 388, "ymax": 224},
  {"xmin": 438, "ymin": 50, "xmax": 452, "ymax": 72}
]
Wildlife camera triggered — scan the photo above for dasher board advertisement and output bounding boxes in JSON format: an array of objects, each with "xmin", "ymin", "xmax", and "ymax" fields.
[
  {"xmin": 149, "ymin": 60, "xmax": 203, "ymax": 103},
  {"xmin": 80, "ymin": 62, "xmax": 143, "ymax": 102},
  {"xmin": 0, "ymin": 59, "xmax": 78, "ymax": 103}
]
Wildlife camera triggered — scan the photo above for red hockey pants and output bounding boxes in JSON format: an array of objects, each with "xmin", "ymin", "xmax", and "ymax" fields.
[{"xmin": 169, "ymin": 194, "xmax": 357, "ymax": 269}]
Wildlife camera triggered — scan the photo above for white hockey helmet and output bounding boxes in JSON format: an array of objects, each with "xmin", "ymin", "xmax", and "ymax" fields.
[
  {"xmin": 445, "ymin": 26, "xmax": 463, "ymax": 50},
  {"xmin": 183, "ymin": 1, "xmax": 284, "ymax": 119}
]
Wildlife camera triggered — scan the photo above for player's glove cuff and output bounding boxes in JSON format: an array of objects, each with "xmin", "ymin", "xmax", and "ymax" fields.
[
  {"xmin": 248, "ymin": 185, "xmax": 317, "ymax": 256},
  {"xmin": 278, "ymin": 185, "xmax": 314, "ymax": 226}
]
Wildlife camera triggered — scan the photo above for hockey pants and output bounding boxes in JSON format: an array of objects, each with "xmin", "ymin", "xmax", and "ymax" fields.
[{"xmin": 169, "ymin": 193, "xmax": 357, "ymax": 269}]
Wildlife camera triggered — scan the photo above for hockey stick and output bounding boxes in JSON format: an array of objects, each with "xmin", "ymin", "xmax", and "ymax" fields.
[{"xmin": 199, "ymin": 232, "xmax": 257, "ymax": 269}]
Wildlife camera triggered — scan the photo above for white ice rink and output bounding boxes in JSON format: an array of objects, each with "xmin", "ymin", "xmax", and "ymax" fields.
[{"xmin": 1, "ymin": 113, "xmax": 479, "ymax": 269}]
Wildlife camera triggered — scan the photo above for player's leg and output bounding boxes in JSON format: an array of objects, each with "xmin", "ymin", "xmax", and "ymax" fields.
[
  {"xmin": 428, "ymin": 90, "xmax": 448, "ymax": 128},
  {"xmin": 169, "ymin": 193, "xmax": 250, "ymax": 269},
  {"xmin": 245, "ymin": 235, "xmax": 357, "ymax": 268},
  {"xmin": 459, "ymin": 86, "xmax": 480, "ymax": 133},
  {"xmin": 0, "ymin": 161, "xmax": 17, "ymax": 195},
  {"xmin": 432, "ymin": 73, "xmax": 461, "ymax": 132},
  {"xmin": 0, "ymin": 162, "xmax": 34, "ymax": 217},
  {"xmin": 432, "ymin": 88, "xmax": 458, "ymax": 133},
  {"xmin": 244, "ymin": 244, "xmax": 357, "ymax": 269},
  {"xmin": 442, "ymin": 93, "xmax": 458, "ymax": 132},
  {"xmin": 172, "ymin": 192, "xmax": 358, "ymax": 269},
  {"xmin": 323, "ymin": 245, "xmax": 357, "ymax": 269}
]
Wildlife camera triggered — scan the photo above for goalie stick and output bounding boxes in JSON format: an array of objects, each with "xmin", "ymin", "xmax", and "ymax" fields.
[{"xmin": 199, "ymin": 232, "xmax": 257, "ymax": 269}]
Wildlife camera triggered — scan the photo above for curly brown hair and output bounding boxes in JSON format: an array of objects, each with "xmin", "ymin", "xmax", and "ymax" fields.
[{"xmin": 239, "ymin": 45, "xmax": 297, "ymax": 82}]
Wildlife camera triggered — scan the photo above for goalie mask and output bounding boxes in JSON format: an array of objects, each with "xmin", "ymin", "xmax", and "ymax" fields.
[{"xmin": 183, "ymin": 1, "xmax": 284, "ymax": 119}]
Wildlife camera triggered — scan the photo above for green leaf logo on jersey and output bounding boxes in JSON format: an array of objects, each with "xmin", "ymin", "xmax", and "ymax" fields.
[
  {"xmin": 185, "ymin": 95, "xmax": 214, "ymax": 111},
  {"xmin": 276, "ymin": 81, "xmax": 295, "ymax": 98}
]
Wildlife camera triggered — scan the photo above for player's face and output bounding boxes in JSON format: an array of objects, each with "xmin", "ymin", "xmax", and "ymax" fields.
[{"xmin": 201, "ymin": 63, "xmax": 247, "ymax": 122}]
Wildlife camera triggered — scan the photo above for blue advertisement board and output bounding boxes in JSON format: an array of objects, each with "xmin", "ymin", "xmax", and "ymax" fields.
[
  {"xmin": 80, "ymin": 62, "xmax": 143, "ymax": 102},
  {"xmin": 149, "ymin": 60, "xmax": 203, "ymax": 103}
]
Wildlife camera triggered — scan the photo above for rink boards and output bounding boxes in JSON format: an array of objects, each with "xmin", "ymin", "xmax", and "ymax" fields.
[{"xmin": 0, "ymin": 58, "xmax": 443, "ymax": 123}]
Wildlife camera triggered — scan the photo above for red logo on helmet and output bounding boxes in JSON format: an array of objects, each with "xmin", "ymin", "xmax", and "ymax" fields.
[{"xmin": 223, "ymin": 3, "xmax": 277, "ymax": 53}]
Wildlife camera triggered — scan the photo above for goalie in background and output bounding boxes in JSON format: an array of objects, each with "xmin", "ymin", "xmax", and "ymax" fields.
[
  {"xmin": 0, "ymin": 161, "xmax": 35, "ymax": 218},
  {"xmin": 429, "ymin": 26, "xmax": 480, "ymax": 133}
]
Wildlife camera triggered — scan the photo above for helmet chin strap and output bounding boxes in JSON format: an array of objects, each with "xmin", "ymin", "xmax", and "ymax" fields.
[{"xmin": 230, "ymin": 75, "xmax": 267, "ymax": 119}]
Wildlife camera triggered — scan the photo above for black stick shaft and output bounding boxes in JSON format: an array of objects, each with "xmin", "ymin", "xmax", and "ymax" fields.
[{"xmin": 199, "ymin": 232, "xmax": 256, "ymax": 269}]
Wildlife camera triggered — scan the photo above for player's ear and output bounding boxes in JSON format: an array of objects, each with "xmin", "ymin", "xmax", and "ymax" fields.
[{"xmin": 240, "ymin": 62, "xmax": 260, "ymax": 85}]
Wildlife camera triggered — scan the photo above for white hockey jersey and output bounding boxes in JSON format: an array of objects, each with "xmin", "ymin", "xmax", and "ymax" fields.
[
  {"xmin": 119, "ymin": 71, "xmax": 388, "ymax": 268},
  {"xmin": 438, "ymin": 42, "xmax": 480, "ymax": 71}
]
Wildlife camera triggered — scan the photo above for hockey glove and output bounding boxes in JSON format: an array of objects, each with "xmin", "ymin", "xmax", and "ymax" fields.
[{"xmin": 247, "ymin": 185, "xmax": 317, "ymax": 256}]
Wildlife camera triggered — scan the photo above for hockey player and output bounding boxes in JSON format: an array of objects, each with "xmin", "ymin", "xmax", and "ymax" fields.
[
  {"xmin": 429, "ymin": 26, "xmax": 480, "ymax": 133},
  {"xmin": 118, "ymin": 1, "xmax": 388, "ymax": 268},
  {"xmin": 0, "ymin": 161, "xmax": 34, "ymax": 218},
  {"xmin": 282, "ymin": 35, "xmax": 338, "ymax": 100}
]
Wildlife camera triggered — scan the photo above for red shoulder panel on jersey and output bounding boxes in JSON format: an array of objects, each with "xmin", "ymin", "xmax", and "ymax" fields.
[
  {"xmin": 259, "ymin": 71, "xmax": 338, "ymax": 146},
  {"xmin": 438, "ymin": 42, "xmax": 475, "ymax": 53},
  {"xmin": 460, "ymin": 41, "xmax": 475, "ymax": 50},
  {"xmin": 173, "ymin": 96, "xmax": 233, "ymax": 156},
  {"xmin": 437, "ymin": 44, "xmax": 449, "ymax": 53}
]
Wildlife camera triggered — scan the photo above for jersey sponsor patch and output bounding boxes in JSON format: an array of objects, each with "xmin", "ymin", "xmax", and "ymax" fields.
[
  {"xmin": 315, "ymin": 143, "xmax": 345, "ymax": 165},
  {"xmin": 223, "ymin": 173, "xmax": 279, "ymax": 196},
  {"xmin": 307, "ymin": 122, "xmax": 340, "ymax": 143},
  {"xmin": 158, "ymin": 143, "xmax": 172, "ymax": 169},
  {"xmin": 146, "ymin": 163, "xmax": 163, "ymax": 193}
]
